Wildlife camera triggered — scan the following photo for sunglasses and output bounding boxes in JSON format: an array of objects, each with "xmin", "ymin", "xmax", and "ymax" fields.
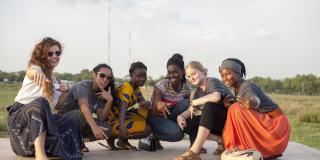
[
  {"xmin": 48, "ymin": 51, "xmax": 62, "ymax": 57},
  {"xmin": 99, "ymin": 72, "xmax": 113, "ymax": 81}
]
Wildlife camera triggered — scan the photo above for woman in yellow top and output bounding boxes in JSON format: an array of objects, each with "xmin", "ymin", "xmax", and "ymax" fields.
[{"xmin": 108, "ymin": 62, "xmax": 152, "ymax": 150}]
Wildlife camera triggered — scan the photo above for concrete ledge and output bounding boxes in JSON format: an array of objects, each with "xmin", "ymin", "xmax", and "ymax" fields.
[{"xmin": 1, "ymin": 138, "xmax": 319, "ymax": 160}]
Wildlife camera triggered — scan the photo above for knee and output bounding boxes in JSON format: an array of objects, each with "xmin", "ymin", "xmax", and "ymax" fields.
[
  {"xmin": 228, "ymin": 103, "xmax": 244, "ymax": 118},
  {"xmin": 165, "ymin": 128, "xmax": 184, "ymax": 142}
]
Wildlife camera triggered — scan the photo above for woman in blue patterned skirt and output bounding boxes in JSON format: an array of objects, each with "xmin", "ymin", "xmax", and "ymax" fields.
[{"xmin": 7, "ymin": 37, "xmax": 83, "ymax": 160}]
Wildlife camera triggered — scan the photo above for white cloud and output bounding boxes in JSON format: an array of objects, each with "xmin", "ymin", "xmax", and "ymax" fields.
[{"xmin": 256, "ymin": 29, "xmax": 275, "ymax": 39}]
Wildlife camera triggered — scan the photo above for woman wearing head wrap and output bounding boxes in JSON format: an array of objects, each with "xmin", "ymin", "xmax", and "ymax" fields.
[{"xmin": 219, "ymin": 58, "xmax": 290, "ymax": 159}]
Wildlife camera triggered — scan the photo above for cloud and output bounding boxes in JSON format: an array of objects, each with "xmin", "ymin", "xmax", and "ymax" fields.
[{"xmin": 256, "ymin": 29, "xmax": 275, "ymax": 39}]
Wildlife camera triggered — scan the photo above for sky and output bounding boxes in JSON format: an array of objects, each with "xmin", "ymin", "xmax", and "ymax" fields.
[{"xmin": 0, "ymin": 0, "xmax": 319, "ymax": 79}]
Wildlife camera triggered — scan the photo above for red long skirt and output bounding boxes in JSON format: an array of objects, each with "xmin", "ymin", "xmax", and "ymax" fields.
[{"xmin": 223, "ymin": 103, "xmax": 290, "ymax": 158}]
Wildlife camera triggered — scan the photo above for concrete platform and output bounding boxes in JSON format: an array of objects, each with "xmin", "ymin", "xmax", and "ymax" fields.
[{"xmin": 1, "ymin": 138, "xmax": 319, "ymax": 160}]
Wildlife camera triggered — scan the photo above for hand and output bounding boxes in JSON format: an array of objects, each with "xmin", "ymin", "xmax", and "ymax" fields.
[
  {"xmin": 96, "ymin": 87, "xmax": 113, "ymax": 101},
  {"xmin": 223, "ymin": 95, "xmax": 235, "ymax": 107},
  {"xmin": 177, "ymin": 115, "xmax": 187, "ymax": 130},
  {"xmin": 92, "ymin": 125, "xmax": 108, "ymax": 140},
  {"xmin": 236, "ymin": 96, "xmax": 250, "ymax": 109},
  {"xmin": 33, "ymin": 72, "xmax": 50, "ymax": 87},
  {"xmin": 156, "ymin": 101, "xmax": 171, "ymax": 118},
  {"xmin": 139, "ymin": 101, "xmax": 151, "ymax": 109},
  {"xmin": 188, "ymin": 106, "xmax": 199, "ymax": 119},
  {"xmin": 57, "ymin": 83, "xmax": 69, "ymax": 93}
]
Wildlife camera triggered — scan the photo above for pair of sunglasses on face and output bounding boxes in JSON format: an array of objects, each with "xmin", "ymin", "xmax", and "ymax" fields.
[
  {"xmin": 48, "ymin": 51, "xmax": 62, "ymax": 57},
  {"xmin": 98, "ymin": 72, "xmax": 113, "ymax": 81}
]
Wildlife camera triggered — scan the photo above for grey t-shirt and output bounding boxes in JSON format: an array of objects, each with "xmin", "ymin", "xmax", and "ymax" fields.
[
  {"xmin": 232, "ymin": 80, "xmax": 278, "ymax": 113},
  {"xmin": 193, "ymin": 77, "xmax": 234, "ymax": 109},
  {"xmin": 59, "ymin": 80, "xmax": 105, "ymax": 113}
]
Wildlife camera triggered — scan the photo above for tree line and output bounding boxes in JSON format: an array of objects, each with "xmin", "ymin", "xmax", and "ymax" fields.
[{"xmin": 1, "ymin": 70, "xmax": 319, "ymax": 95}]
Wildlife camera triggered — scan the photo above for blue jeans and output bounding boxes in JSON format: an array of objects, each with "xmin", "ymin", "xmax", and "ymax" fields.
[{"xmin": 149, "ymin": 99, "xmax": 190, "ymax": 142}]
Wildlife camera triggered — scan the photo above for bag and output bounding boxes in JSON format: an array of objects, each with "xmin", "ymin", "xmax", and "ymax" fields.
[
  {"xmin": 221, "ymin": 149, "xmax": 263, "ymax": 160},
  {"xmin": 138, "ymin": 136, "xmax": 157, "ymax": 152}
]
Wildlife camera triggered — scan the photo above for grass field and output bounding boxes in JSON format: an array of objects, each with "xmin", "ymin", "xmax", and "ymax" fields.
[{"xmin": 0, "ymin": 84, "xmax": 319, "ymax": 149}]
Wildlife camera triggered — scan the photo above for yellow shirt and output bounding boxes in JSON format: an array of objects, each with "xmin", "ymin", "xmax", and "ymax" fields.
[{"xmin": 115, "ymin": 82, "xmax": 144, "ymax": 109}]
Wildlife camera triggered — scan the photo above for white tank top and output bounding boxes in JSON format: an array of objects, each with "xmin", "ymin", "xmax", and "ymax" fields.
[{"xmin": 15, "ymin": 65, "xmax": 61, "ymax": 110}]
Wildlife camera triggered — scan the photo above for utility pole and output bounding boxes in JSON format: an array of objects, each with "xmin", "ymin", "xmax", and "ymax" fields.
[
  {"xmin": 128, "ymin": 31, "xmax": 132, "ymax": 68},
  {"xmin": 107, "ymin": 0, "xmax": 111, "ymax": 65}
]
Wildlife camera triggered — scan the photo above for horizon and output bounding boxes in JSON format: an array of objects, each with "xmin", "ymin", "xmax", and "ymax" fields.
[{"xmin": 1, "ymin": 0, "xmax": 319, "ymax": 79}]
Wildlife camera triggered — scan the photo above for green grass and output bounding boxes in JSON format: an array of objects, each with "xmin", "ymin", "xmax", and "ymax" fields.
[
  {"xmin": 0, "ymin": 83, "xmax": 20, "ymax": 137},
  {"xmin": 0, "ymin": 84, "xmax": 319, "ymax": 149}
]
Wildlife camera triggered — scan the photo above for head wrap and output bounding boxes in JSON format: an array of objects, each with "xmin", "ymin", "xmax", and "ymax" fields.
[{"xmin": 219, "ymin": 59, "xmax": 242, "ymax": 75}]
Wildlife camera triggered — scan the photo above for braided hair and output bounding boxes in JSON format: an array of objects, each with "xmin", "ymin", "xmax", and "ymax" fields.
[
  {"xmin": 129, "ymin": 62, "xmax": 147, "ymax": 77},
  {"xmin": 224, "ymin": 58, "xmax": 246, "ymax": 78},
  {"xmin": 167, "ymin": 53, "xmax": 186, "ymax": 83}
]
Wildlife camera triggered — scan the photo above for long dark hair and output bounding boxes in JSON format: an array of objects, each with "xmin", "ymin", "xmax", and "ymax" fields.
[
  {"xmin": 93, "ymin": 63, "xmax": 115, "ymax": 95},
  {"xmin": 129, "ymin": 61, "xmax": 147, "ymax": 77}
]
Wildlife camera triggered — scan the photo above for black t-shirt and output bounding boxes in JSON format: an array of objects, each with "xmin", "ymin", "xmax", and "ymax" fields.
[{"xmin": 193, "ymin": 77, "xmax": 234, "ymax": 109}]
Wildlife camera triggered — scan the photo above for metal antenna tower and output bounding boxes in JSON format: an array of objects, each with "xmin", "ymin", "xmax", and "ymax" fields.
[
  {"xmin": 128, "ymin": 31, "xmax": 132, "ymax": 68},
  {"xmin": 107, "ymin": 0, "xmax": 111, "ymax": 65}
]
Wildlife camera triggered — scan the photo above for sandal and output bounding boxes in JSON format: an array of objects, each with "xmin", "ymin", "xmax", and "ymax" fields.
[
  {"xmin": 116, "ymin": 140, "xmax": 138, "ymax": 150},
  {"xmin": 174, "ymin": 150, "xmax": 201, "ymax": 160},
  {"xmin": 106, "ymin": 138, "xmax": 119, "ymax": 150},
  {"xmin": 264, "ymin": 154, "xmax": 282, "ymax": 160},
  {"xmin": 81, "ymin": 145, "xmax": 89, "ymax": 153},
  {"xmin": 155, "ymin": 138, "xmax": 163, "ymax": 150},
  {"xmin": 213, "ymin": 142, "xmax": 224, "ymax": 155},
  {"xmin": 98, "ymin": 141, "xmax": 119, "ymax": 151},
  {"xmin": 200, "ymin": 147, "xmax": 207, "ymax": 154}
]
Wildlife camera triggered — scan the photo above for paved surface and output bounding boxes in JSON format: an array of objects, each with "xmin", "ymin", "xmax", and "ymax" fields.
[{"xmin": 1, "ymin": 138, "xmax": 320, "ymax": 160}]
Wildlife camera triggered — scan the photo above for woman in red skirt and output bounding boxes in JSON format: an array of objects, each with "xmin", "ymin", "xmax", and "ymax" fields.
[{"xmin": 219, "ymin": 58, "xmax": 290, "ymax": 159}]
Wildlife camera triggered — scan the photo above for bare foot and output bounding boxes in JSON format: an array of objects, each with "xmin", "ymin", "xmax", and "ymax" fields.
[{"xmin": 35, "ymin": 154, "xmax": 49, "ymax": 160}]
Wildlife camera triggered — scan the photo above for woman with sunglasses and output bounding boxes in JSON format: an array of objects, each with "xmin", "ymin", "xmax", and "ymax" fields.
[
  {"xmin": 219, "ymin": 58, "xmax": 290, "ymax": 159},
  {"xmin": 55, "ymin": 63, "xmax": 114, "ymax": 151},
  {"xmin": 107, "ymin": 62, "xmax": 152, "ymax": 150},
  {"xmin": 7, "ymin": 37, "xmax": 83, "ymax": 160}
]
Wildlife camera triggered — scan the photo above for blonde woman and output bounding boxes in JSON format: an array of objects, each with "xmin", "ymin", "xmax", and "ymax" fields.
[{"xmin": 175, "ymin": 61, "xmax": 234, "ymax": 160}]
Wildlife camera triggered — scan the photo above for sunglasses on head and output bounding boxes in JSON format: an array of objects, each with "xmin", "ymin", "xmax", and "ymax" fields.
[
  {"xmin": 48, "ymin": 51, "xmax": 61, "ymax": 57},
  {"xmin": 99, "ymin": 72, "xmax": 113, "ymax": 81}
]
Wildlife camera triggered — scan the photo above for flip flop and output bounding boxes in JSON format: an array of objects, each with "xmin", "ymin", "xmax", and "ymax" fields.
[
  {"xmin": 98, "ymin": 141, "xmax": 119, "ymax": 151},
  {"xmin": 81, "ymin": 146, "xmax": 89, "ymax": 153},
  {"xmin": 116, "ymin": 140, "xmax": 139, "ymax": 151}
]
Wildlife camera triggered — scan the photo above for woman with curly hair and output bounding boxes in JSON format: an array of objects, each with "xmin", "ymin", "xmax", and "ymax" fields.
[{"xmin": 7, "ymin": 37, "xmax": 83, "ymax": 160}]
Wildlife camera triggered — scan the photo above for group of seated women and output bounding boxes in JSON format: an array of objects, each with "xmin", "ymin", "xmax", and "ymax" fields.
[{"xmin": 7, "ymin": 37, "xmax": 290, "ymax": 160}]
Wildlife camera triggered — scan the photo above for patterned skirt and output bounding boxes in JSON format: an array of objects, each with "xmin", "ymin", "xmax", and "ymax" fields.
[
  {"xmin": 62, "ymin": 109, "xmax": 112, "ymax": 141},
  {"xmin": 108, "ymin": 108, "xmax": 148, "ymax": 136},
  {"xmin": 7, "ymin": 97, "xmax": 83, "ymax": 160}
]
